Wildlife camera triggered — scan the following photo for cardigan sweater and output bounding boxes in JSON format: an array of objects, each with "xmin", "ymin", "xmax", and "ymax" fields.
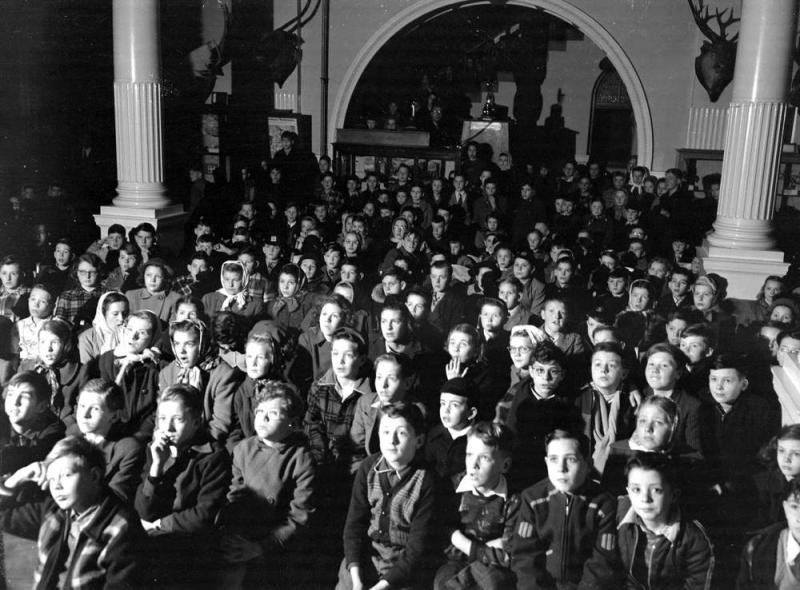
[
  {"xmin": 124, "ymin": 288, "xmax": 181, "ymax": 324},
  {"xmin": 343, "ymin": 453, "xmax": 437, "ymax": 587}
]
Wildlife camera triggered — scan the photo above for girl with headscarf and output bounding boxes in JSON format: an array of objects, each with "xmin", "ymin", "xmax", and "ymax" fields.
[
  {"xmin": 77, "ymin": 291, "xmax": 129, "ymax": 363},
  {"xmin": 201, "ymin": 260, "xmax": 264, "ymax": 323}
]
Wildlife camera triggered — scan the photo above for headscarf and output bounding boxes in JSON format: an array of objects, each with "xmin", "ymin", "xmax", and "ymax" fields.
[
  {"xmin": 170, "ymin": 318, "xmax": 213, "ymax": 390},
  {"xmin": 216, "ymin": 260, "xmax": 250, "ymax": 311},
  {"xmin": 113, "ymin": 309, "xmax": 163, "ymax": 385},
  {"xmin": 92, "ymin": 291, "xmax": 127, "ymax": 354}
]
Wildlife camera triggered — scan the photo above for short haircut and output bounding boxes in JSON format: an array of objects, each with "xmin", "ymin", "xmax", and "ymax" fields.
[
  {"xmin": 373, "ymin": 352, "xmax": 407, "ymax": 377},
  {"xmin": 158, "ymin": 383, "xmax": 203, "ymax": 419},
  {"xmin": 625, "ymin": 452, "xmax": 681, "ymax": 490},
  {"xmin": 405, "ymin": 287, "xmax": 430, "ymax": 304},
  {"xmin": 380, "ymin": 300, "xmax": 410, "ymax": 323},
  {"xmin": 212, "ymin": 311, "xmax": 246, "ymax": 351},
  {"xmin": 777, "ymin": 329, "xmax": 800, "ymax": 346},
  {"xmin": 39, "ymin": 319, "xmax": 74, "ymax": 358},
  {"xmin": 79, "ymin": 379, "xmax": 125, "ymax": 412},
  {"xmin": 545, "ymin": 428, "xmax": 590, "ymax": 460},
  {"xmin": 499, "ymin": 277, "xmax": 522, "ymax": 293},
  {"xmin": 101, "ymin": 292, "xmax": 129, "ymax": 316},
  {"xmin": 331, "ymin": 327, "xmax": 366, "ymax": 356},
  {"xmin": 45, "ymin": 435, "xmax": 106, "ymax": 474},
  {"xmin": 469, "ymin": 421, "xmax": 514, "ymax": 456},
  {"xmin": 709, "ymin": 353, "xmax": 749, "ymax": 377},
  {"xmin": 666, "ymin": 309, "xmax": 704, "ymax": 325},
  {"xmin": 254, "ymin": 380, "xmax": 304, "ymax": 421},
  {"xmin": 670, "ymin": 267, "xmax": 694, "ymax": 283},
  {"xmin": 430, "ymin": 260, "xmax": 452, "ymax": 276},
  {"xmin": 530, "ymin": 341, "xmax": 566, "ymax": 368},
  {"xmin": 4, "ymin": 371, "xmax": 50, "ymax": 405},
  {"xmin": 245, "ymin": 332, "xmax": 276, "ymax": 360},
  {"xmin": 784, "ymin": 478, "xmax": 800, "ymax": 502},
  {"xmin": 680, "ymin": 323, "xmax": 714, "ymax": 346},
  {"xmin": 29, "ymin": 283, "xmax": 56, "ymax": 303},
  {"xmin": 591, "ymin": 341, "xmax": 624, "ymax": 361},
  {"xmin": 379, "ymin": 401, "xmax": 425, "ymax": 437},
  {"xmin": 481, "ymin": 297, "xmax": 508, "ymax": 318},
  {"xmin": 644, "ymin": 343, "xmax": 688, "ymax": 378},
  {"xmin": 108, "ymin": 224, "xmax": 126, "ymax": 236}
]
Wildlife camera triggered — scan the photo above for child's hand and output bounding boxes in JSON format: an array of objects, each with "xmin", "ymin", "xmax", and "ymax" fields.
[
  {"xmin": 349, "ymin": 566, "xmax": 363, "ymax": 590},
  {"xmin": 446, "ymin": 358, "xmax": 467, "ymax": 380},
  {"xmin": 485, "ymin": 537, "xmax": 504, "ymax": 549},
  {"xmin": 4, "ymin": 462, "xmax": 46, "ymax": 490},
  {"xmin": 149, "ymin": 430, "xmax": 172, "ymax": 475},
  {"xmin": 141, "ymin": 519, "xmax": 164, "ymax": 536},
  {"xmin": 629, "ymin": 389, "xmax": 642, "ymax": 407}
]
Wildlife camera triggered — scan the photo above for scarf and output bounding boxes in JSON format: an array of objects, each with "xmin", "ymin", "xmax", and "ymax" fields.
[
  {"xmin": 592, "ymin": 388, "xmax": 621, "ymax": 473},
  {"xmin": 216, "ymin": 260, "xmax": 250, "ymax": 311},
  {"xmin": 92, "ymin": 291, "xmax": 125, "ymax": 354},
  {"xmin": 34, "ymin": 363, "xmax": 62, "ymax": 411},
  {"xmin": 272, "ymin": 296, "xmax": 300, "ymax": 314}
]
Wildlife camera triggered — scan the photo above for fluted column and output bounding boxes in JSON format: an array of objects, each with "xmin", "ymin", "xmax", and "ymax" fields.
[
  {"xmin": 111, "ymin": 0, "xmax": 169, "ymax": 208},
  {"xmin": 706, "ymin": 0, "xmax": 798, "ymax": 250}
]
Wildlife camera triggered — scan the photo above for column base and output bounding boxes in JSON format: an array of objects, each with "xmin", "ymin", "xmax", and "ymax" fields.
[
  {"xmin": 94, "ymin": 205, "xmax": 188, "ymax": 255},
  {"xmin": 700, "ymin": 243, "xmax": 789, "ymax": 299}
]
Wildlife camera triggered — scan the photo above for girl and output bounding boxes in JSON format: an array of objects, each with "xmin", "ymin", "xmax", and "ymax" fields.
[
  {"xmin": 265, "ymin": 263, "xmax": 311, "ymax": 332},
  {"xmin": 642, "ymin": 343, "xmax": 702, "ymax": 453},
  {"xmin": 238, "ymin": 246, "xmax": 267, "ymax": 303},
  {"xmin": 78, "ymin": 291, "xmax": 129, "ymax": 363},
  {"xmin": 19, "ymin": 318, "xmax": 81, "ymax": 418},
  {"xmin": 614, "ymin": 278, "xmax": 665, "ymax": 356},
  {"xmin": 125, "ymin": 258, "xmax": 180, "ymax": 324},
  {"xmin": 753, "ymin": 424, "xmax": 800, "ymax": 528},
  {"xmin": 159, "ymin": 319, "xmax": 242, "ymax": 442},
  {"xmin": 202, "ymin": 260, "xmax": 264, "ymax": 322},
  {"xmin": 16, "ymin": 283, "xmax": 55, "ymax": 362},
  {"xmin": 103, "ymin": 243, "xmax": 140, "ymax": 293},
  {"xmin": 54, "ymin": 253, "xmax": 104, "ymax": 332},
  {"xmin": 90, "ymin": 310, "xmax": 161, "ymax": 442},
  {"xmin": 733, "ymin": 275, "xmax": 786, "ymax": 328}
]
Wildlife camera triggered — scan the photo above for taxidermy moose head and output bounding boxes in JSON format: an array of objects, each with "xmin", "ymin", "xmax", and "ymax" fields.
[{"xmin": 688, "ymin": 0, "xmax": 740, "ymax": 102}]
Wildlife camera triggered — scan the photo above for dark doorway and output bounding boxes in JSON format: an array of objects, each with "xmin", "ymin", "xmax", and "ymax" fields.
[{"xmin": 588, "ymin": 61, "xmax": 634, "ymax": 168}]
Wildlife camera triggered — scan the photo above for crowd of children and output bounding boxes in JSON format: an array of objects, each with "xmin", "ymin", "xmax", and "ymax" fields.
[{"xmin": 0, "ymin": 154, "xmax": 798, "ymax": 589}]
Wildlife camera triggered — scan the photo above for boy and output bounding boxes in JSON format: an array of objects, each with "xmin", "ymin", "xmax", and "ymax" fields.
[
  {"xmin": 338, "ymin": 402, "xmax": 438, "ymax": 590},
  {"xmin": 498, "ymin": 277, "xmax": 527, "ymax": 331},
  {"xmin": 37, "ymin": 238, "xmax": 74, "ymax": 294},
  {"xmin": 86, "ymin": 223, "xmax": 126, "ymax": 270},
  {"xmin": 679, "ymin": 323, "xmax": 715, "ymax": 396},
  {"xmin": 16, "ymin": 283, "xmax": 55, "ymax": 362},
  {"xmin": 513, "ymin": 251, "xmax": 546, "ymax": 316},
  {"xmin": 218, "ymin": 381, "xmax": 315, "ymax": 588},
  {"xmin": 428, "ymin": 260, "xmax": 466, "ymax": 336},
  {"xmin": 511, "ymin": 429, "xmax": 618, "ymax": 589},
  {"xmin": 619, "ymin": 453, "xmax": 714, "ymax": 589},
  {"xmin": 0, "ymin": 436, "xmax": 145, "ymax": 588},
  {"xmin": 425, "ymin": 377, "xmax": 478, "ymax": 490},
  {"xmin": 434, "ymin": 421, "xmax": 519, "ymax": 590},
  {"xmin": 594, "ymin": 267, "xmax": 629, "ymax": 317},
  {"xmin": 655, "ymin": 266, "xmax": 694, "ymax": 317},
  {"xmin": 173, "ymin": 251, "xmax": 213, "ymax": 298},
  {"xmin": 228, "ymin": 333, "xmax": 278, "ymax": 449},
  {"xmin": 0, "ymin": 255, "xmax": 29, "ymax": 321}
]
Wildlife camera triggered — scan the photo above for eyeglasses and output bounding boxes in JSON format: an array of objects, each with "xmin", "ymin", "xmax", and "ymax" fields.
[
  {"xmin": 779, "ymin": 345, "xmax": 800, "ymax": 356},
  {"xmin": 507, "ymin": 346, "xmax": 532, "ymax": 355},
  {"xmin": 77, "ymin": 270, "xmax": 98, "ymax": 277}
]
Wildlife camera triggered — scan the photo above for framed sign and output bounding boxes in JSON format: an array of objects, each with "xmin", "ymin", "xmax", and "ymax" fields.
[{"xmin": 267, "ymin": 117, "xmax": 301, "ymax": 158}]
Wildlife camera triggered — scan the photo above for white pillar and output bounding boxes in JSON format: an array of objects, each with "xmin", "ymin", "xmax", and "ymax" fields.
[
  {"xmin": 701, "ymin": 0, "xmax": 798, "ymax": 297},
  {"xmin": 94, "ymin": 0, "xmax": 185, "ymax": 248}
]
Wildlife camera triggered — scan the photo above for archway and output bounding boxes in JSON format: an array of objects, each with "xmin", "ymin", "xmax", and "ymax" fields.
[
  {"xmin": 588, "ymin": 62, "xmax": 635, "ymax": 168},
  {"xmin": 330, "ymin": 0, "xmax": 654, "ymax": 169}
]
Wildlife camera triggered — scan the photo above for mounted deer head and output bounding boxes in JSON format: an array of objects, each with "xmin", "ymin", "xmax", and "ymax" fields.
[{"xmin": 688, "ymin": 0, "xmax": 740, "ymax": 102}]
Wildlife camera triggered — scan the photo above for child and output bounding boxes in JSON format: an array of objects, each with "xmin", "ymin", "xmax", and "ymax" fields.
[
  {"xmin": 36, "ymin": 238, "xmax": 74, "ymax": 294},
  {"xmin": 86, "ymin": 223, "xmax": 126, "ymax": 269},
  {"xmin": 238, "ymin": 246, "xmax": 266, "ymax": 302},
  {"xmin": 338, "ymin": 402, "xmax": 438, "ymax": 590},
  {"xmin": 595, "ymin": 267, "xmax": 629, "ymax": 317},
  {"xmin": 0, "ymin": 255, "xmax": 30, "ymax": 321},
  {"xmin": 511, "ymin": 429, "xmax": 618, "ymax": 589},
  {"xmin": 134, "ymin": 384, "xmax": 230, "ymax": 588},
  {"xmin": 54, "ymin": 252, "xmax": 104, "ymax": 332},
  {"xmin": 618, "ymin": 453, "xmax": 714, "ymax": 589},
  {"xmin": 172, "ymin": 250, "xmax": 213, "ymax": 298},
  {"xmin": 434, "ymin": 421, "xmax": 519, "ymax": 590},
  {"xmin": 19, "ymin": 318, "xmax": 82, "ymax": 418},
  {"xmin": 655, "ymin": 266, "xmax": 695, "ymax": 317},
  {"xmin": 429, "ymin": 261, "xmax": 466, "ymax": 336},
  {"xmin": 753, "ymin": 424, "xmax": 800, "ymax": 529},
  {"xmin": 512, "ymin": 251, "xmax": 546, "ymax": 316},
  {"xmin": 577, "ymin": 342, "xmax": 639, "ymax": 474},
  {"xmin": 77, "ymin": 290, "xmax": 129, "ymax": 363},
  {"xmin": 103, "ymin": 242, "xmax": 141, "ymax": 293},
  {"xmin": 426, "ymin": 377, "xmax": 477, "ymax": 490},
  {"xmin": 664, "ymin": 309, "xmax": 702, "ymax": 347},
  {"xmin": 679, "ymin": 323, "xmax": 715, "ymax": 396},
  {"xmin": 265, "ymin": 263, "xmax": 312, "ymax": 332},
  {"xmin": 0, "ymin": 436, "xmax": 145, "ymax": 588},
  {"xmin": 539, "ymin": 296, "xmax": 588, "ymax": 387},
  {"xmin": 292, "ymin": 294, "xmax": 350, "ymax": 395},
  {"xmin": 478, "ymin": 297, "xmax": 511, "ymax": 372},
  {"xmin": 159, "ymin": 318, "xmax": 243, "ymax": 443},
  {"xmin": 16, "ymin": 283, "xmax": 55, "ymax": 362},
  {"xmin": 498, "ymin": 277, "xmax": 527, "ymax": 331},
  {"xmin": 228, "ymin": 332, "xmax": 281, "ymax": 449},
  {"xmin": 202, "ymin": 260, "xmax": 264, "ymax": 323},
  {"xmin": 615, "ymin": 278, "xmax": 665, "ymax": 355},
  {"xmin": 218, "ymin": 381, "xmax": 315, "ymax": 589}
]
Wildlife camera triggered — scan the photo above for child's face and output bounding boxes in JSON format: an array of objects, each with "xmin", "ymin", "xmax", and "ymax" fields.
[
  {"xmin": 628, "ymin": 287, "xmax": 650, "ymax": 312},
  {"xmin": 771, "ymin": 305, "xmax": 794, "ymax": 324},
  {"xmin": 541, "ymin": 301, "xmax": 566, "ymax": 334},
  {"xmin": 156, "ymin": 399, "xmax": 200, "ymax": 447},
  {"xmin": 76, "ymin": 261, "xmax": 99, "ymax": 291},
  {"xmin": 645, "ymin": 352, "xmax": 678, "ymax": 391},
  {"xmin": 340, "ymin": 265, "xmax": 359, "ymax": 284},
  {"xmin": 319, "ymin": 303, "xmax": 344, "ymax": 338},
  {"xmin": 254, "ymin": 398, "xmax": 293, "ymax": 443},
  {"xmin": 46, "ymin": 456, "xmax": 99, "ymax": 514},
  {"xmin": 405, "ymin": 294, "xmax": 426, "ymax": 321},
  {"xmin": 495, "ymin": 249, "xmax": 512, "ymax": 270},
  {"xmin": 634, "ymin": 406, "xmax": 673, "ymax": 450},
  {"xmin": 600, "ymin": 255, "xmax": 617, "ymax": 270},
  {"xmin": 591, "ymin": 351, "xmax": 623, "ymax": 392},
  {"xmin": 107, "ymin": 232, "xmax": 124, "ymax": 250},
  {"xmin": 380, "ymin": 309, "xmax": 405, "ymax": 343},
  {"xmin": 708, "ymin": 368, "xmax": 747, "ymax": 407},
  {"xmin": 608, "ymin": 277, "xmax": 626, "ymax": 296},
  {"xmin": 188, "ymin": 258, "xmax": 208, "ymax": 279},
  {"xmin": 38, "ymin": 330, "xmax": 65, "ymax": 367},
  {"xmin": 4, "ymin": 382, "xmax": 46, "ymax": 427},
  {"xmin": 28, "ymin": 288, "xmax": 54, "ymax": 319},
  {"xmin": 144, "ymin": 265, "xmax": 165, "ymax": 294},
  {"xmin": 665, "ymin": 319, "xmax": 688, "ymax": 346},
  {"xmin": 672, "ymin": 240, "xmax": 687, "ymax": 254},
  {"xmin": 527, "ymin": 232, "xmax": 541, "ymax": 250},
  {"xmin": 324, "ymin": 249, "xmax": 342, "ymax": 270},
  {"xmin": 331, "ymin": 339, "xmax": 361, "ymax": 380},
  {"xmin": 513, "ymin": 258, "xmax": 532, "ymax": 281},
  {"xmin": 300, "ymin": 259, "xmax": 317, "ymax": 280},
  {"xmin": 628, "ymin": 242, "xmax": 645, "ymax": 258},
  {"xmin": 498, "ymin": 282, "xmax": 520, "ymax": 311},
  {"xmin": 245, "ymin": 341, "xmax": 272, "ymax": 380},
  {"xmin": 104, "ymin": 302, "xmax": 127, "ymax": 329},
  {"xmin": 381, "ymin": 274, "xmax": 403, "ymax": 296},
  {"xmin": 196, "ymin": 241, "xmax": 213, "ymax": 256},
  {"xmin": 0, "ymin": 264, "xmax": 21, "ymax": 291},
  {"xmin": 285, "ymin": 206, "xmax": 298, "ymax": 223},
  {"xmin": 374, "ymin": 359, "xmax": 404, "ymax": 404},
  {"xmin": 116, "ymin": 250, "xmax": 135, "ymax": 273},
  {"xmin": 778, "ymin": 439, "xmax": 800, "ymax": 480},
  {"xmin": 174, "ymin": 303, "xmax": 198, "ymax": 322},
  {"xmin": 693, "ymin": 285, "xmax": 715, "ymax": 311},
  {"xmin": 439, "ymin": 393, "xmax": 473, "ymax": 429},
  {"xmin": 237, "ymin": 254, "xmax": 257, "ymax": 274},
  {"xmin": 54, "ymin": 244, "xmax": 73, "ymax": 268},
  {"xmin": 625, "ymin": 209, "xmax": 640, "ymax": 223},
  {"xmin": 508, "ymin": 335, "xmax": 533, "ymax": 370},
  {"xmin": 278, "ymin": 273, "xmax": 299, "ymax": 298},
  {"xmin": 531, "ymin": 361, "xmax": 564, "ymax": 397},
  {"xmin": 480, "ymin": 304, "xmax": 505, "ymax": 333},
  {"xmin": 172, "ymin": 330, "xmax": 200, "ymax": 368},
  {"xmin": 465, "ymin": 436, "xmax": 509, "ymax": 493},
  {"xmin": 221, "ymin": 270, "xmax": 243, "ymax": 297},
  {"xmin": 779, "ymin": 336, "xmax": 800, "ymax": 367},
  {"xmin": 648, "ymin": 262, "xmax": 668, "ymax": 279},
  {"xmin": 379, "ymin": 415, "xmax": 423, "ymax": 470},
  {"xmin": 448, "ymin": 330, "xmax": 476, "ymax": 364},
  {"xmin": 430, "ymin": 267, "xmax": 449, "ymax": 294},
  {"xmin": 553, "ymin": 263, "xmax": 573, "ymax": 286},
  {"xmin": 669, "ymin": 274, "xmax": 690, "ymax": 298},
  {"xmin": 627, "ymin": 467, "xmax": 675, "ymax": 529},
  {"xmin": 343, "ymin": 234, "xmax": 360, "ymax": 256},
  {"xmin": 680, "ymin": 335, "xmax": 711, "ymax": 365},
  {"xmin": 590, "ymin": 201, "xmax": 604, "ymax": 217},
  {"xmin": 784, "ymin": 493, "xmax": 800, "ymax": 540},
  {"xmin": 123, "ymin": 316, "xmax": 153, "ymax": 355},
  {"xmin": 546, "ymin": 438, "xmax": 589, "ymax": 493},
  {"xmin": 135, "ymin": 231, "xmax": 154, "ymax": 251},
  {"xmin": 76, "ymin": 390, "xmax": 117, "ymax": 436}
]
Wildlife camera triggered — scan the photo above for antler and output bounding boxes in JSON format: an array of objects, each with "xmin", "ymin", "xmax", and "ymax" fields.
[{"xmin": 687, "ymin": 0, "xmax": 739, "ymax": 42}]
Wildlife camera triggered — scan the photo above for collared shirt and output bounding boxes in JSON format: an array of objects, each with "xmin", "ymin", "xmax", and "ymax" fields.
[
  {"xmin": 786, "ymin": 529, "xmax": 800, "ymax": 566},
  {"xmin": 17, "ymin": 315, "xmax": 51, "ymax": 359},
  {"xmin": 446, "ymin": 424, "xmax": 472, "ymax": 440},
  {"xmin": 455, "ymin": 474, "xmax": 508, "ymax": 500},
  {"xmin": 373, "ymin": 455, "xmax": 410, "ymax": 487}
]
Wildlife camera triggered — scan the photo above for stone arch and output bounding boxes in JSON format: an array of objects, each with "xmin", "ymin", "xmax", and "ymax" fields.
[{"xmin": 330, "ymin": 0, "xmax": 654, "ymax": 169}]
